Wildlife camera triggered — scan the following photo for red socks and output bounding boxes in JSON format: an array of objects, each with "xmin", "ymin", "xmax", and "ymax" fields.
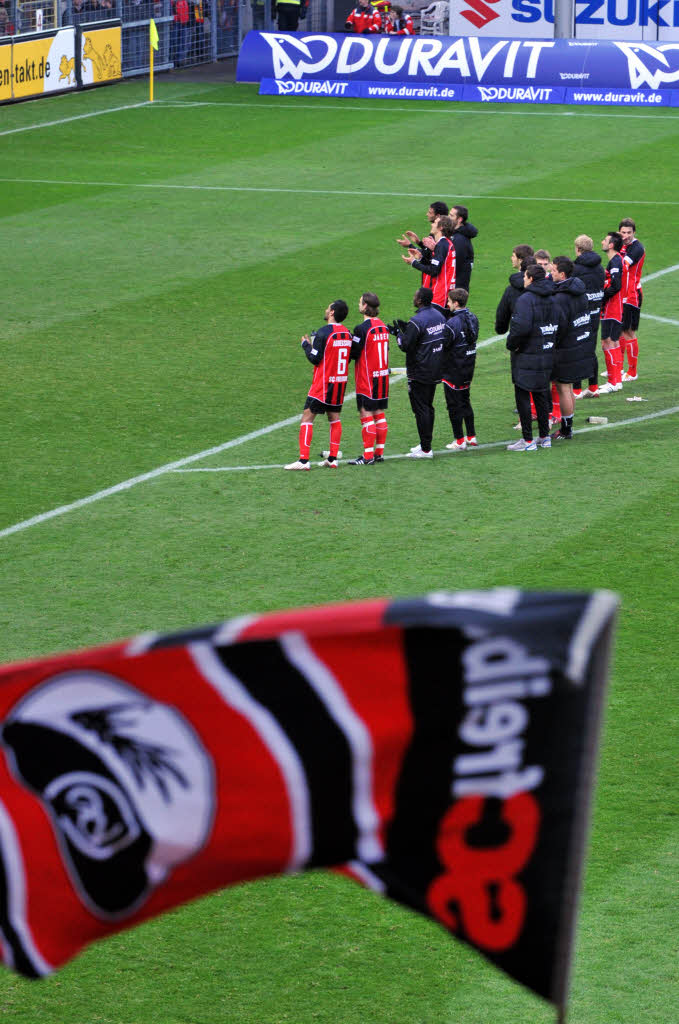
[
  {"xmin": 329, "ymin": 419, "xmax": 342, "ymax": 458},
  {"xmin": 360, "ymin": 415, "xmax": 377, "ymax": 460},
  {"xmin": 299, "ymin": 422, "xmax": 313, "ymax": 460},
  {"xmin": 551, "ymin": 382, "xmax": 561, "ymax": 420},
  {"xmin": 375, "ymin": 416, "xmax": 388, "ymax": 458},
  {"xmin": 627, "ymin": 337, "xmax": 638, "ymax": 376},
  {"xmin": 604, "ymin": 347, "xmax": 623, "ymax": 386}
]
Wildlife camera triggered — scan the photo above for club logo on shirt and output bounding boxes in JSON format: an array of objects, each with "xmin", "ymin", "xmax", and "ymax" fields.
[{"xmin": 1, "ymin": 672, "xmax": 214, "ymax": 919}]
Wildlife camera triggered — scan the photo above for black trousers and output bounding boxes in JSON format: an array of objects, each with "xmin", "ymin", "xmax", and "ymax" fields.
[
  {"xmin": 443, "ymin": 382, "xmax": 475, "ymax": 440},
  {"xmin": 408, "ymin": 379, "xmax": 437, "ymax": 452},
  {"xmin": 277, "ymin": 3, "xmax": 301, "ymax": 29},
  {"xmin": 515, "ymin": 384, "xmax": 550, "ymax": 441},
  {"xmin": 574, "ymin": 352, "xmax": 598, "ymax": 391}
]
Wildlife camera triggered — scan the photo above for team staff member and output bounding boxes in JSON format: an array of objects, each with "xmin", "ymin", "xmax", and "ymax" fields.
[
  {"xmin": 276, "ymin": 0, "xmax": 307, "ymax": 30},
  {"xmin": 392, "ymin": 287, "xmax": 446, "ymax": 459},
  {"xmin": 348, "ymin": 292, "xmax": 390, "ymax": 466},
  {"xmin": 506, "ymin": 264, "xmax": 561, "ymax": 451},
  {"xmin": 441, "ymin": 287, "xmax": 479, "ymax": 452},
  {"xmin": 495, "ymin": 244, "xmax": 534, "ymax": 334},
  {"xmin": 598, "ymin": 231, "xmax": 625, "ymax": 394},
  {"xmin": 402, "ymin": 215, "xmax": 456, "ymax": 314},
  {"xmin": 450, "ymin": 205, "xmax": 478, "ymax": 292},
  {"xmin": 550, "ymin": 256, "xmax": 590, "ymax": 440},
  {"xmin": 285, "ymin": 300, "xmax": 353, "ymax": 471},
  {"xmin": 572, "ymin": 234, "xmax": 605, "ymax": 399},
  {"xmin": 345, "ymin": 0, "xmax": 381, "ymax": 32},
  {"xmin": 618, "ymin": 217, "xmax": 645, "ymax": 382}
]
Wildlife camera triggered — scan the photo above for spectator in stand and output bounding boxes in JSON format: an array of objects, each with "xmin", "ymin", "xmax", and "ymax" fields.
[
  {"xmin": 345, "ymin": 0, "xmax": 381, "ymax": 32},
  {"xmin": 450, "ymin": 205, "xmax": 478, "ymax": 292},
  {"xmin": 172, "ymin": 0, "xmax": 190, "ymax": 66},
  {"xmin": 385, "ymin": 5, "xmax": 414, "ymax": 32},
  {"xmin": 0, "ymin": 2, "xmax": 8, "ymax": 33},
  {"xmin": 66, "ymin": 0, "xmax": 98, "ymax": 25}
]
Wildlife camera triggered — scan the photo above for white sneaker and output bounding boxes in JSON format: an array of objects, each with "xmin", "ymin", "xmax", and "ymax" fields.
[
  {"xmin": 622, "ymin": 372, "xmax": 638, "ymax": 382},
  {"xmin": 321, "ymin": 449, "xmax": 343, "ymax": 459},
  {"xmin": 506, "ymin": 439, "xmax": 537, "ymax": 452},
  {"xmin": 537, "ymin": 436, "xmax": 552, "ymax": 449},
  {"xmin": 445, "ymin": 440, "xmax": 466, "ymax": 451},
  {"xmin": 410, "ymin": 444, "xmax": 422, "ymax": 453},
  {"xmin": 285, "ymin": 460, "xmax": 310, "ymax": 471},
  {"xmin": 598, "ymin": 382, "xmax": 622, "ymax": 394},
  {"xmin": 601, "ymin": 371, "xmax": 609, "ymax": 378},
  {"xmin": 466, "ymin": 437, "xmax": 478, "ymax": 447},
  {"xmin": 407, "ymin": 449, "xmax": 433, "ymax": 459},
  {"xmin": 317, "ymin": 458, "xmax": 339, "ymax": 468},
  {"xmin": 581, "ymin": 388, "xmax": 599, "ymax": 398},
  {"xmin": 573, "ymin": 391, "xmax": 583, "ymax": 400},
  {"xmin": 512, "ymin": 421, "xmax": 522, "ymax": 430}
]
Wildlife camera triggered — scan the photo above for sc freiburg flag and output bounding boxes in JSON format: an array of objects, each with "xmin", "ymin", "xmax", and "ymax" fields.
[{"xmin": 0, "ymin": 589, "xmax": 617, "ymax": 1012}]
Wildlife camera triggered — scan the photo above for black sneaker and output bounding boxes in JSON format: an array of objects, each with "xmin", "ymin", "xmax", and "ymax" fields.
[
  {"xmin": 373, "ymin": 455, "xmax": 385, "ymax": 463},
  {"xmin": 551, "ymin": 430, "xmax": 573, "ymax": 441},
  {"xmin": 348, "ymin": 455, "xmax": 375, "ymax": 465}
]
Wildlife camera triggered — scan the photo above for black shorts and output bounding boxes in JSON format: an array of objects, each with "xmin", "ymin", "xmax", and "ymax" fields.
[
  {"xmin": 356, "ymin": 396, "xmax": 388, "ymax": 412},
  {"xmin": 600, "ymin": 319, "xmax": 622, "ymax": 342},
  {"xmin": 304, "ymin": 397, "xmax": 342, "ymax": 415},
  {"xmin": 622, "ymin": 304, "xmax": 641, "ymax": 332}
]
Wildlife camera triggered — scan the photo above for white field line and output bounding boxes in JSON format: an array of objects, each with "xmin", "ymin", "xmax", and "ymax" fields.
[
  {"xmin": 641, "ymin": 264, "xmax": 679, "ymax": 283},
  {"xmin": 171, "ymin": 405, "xmax": 679, "ymax": 474},
  {"xmin": 0, "ymin": 101, "xmax": 150, "ymax": 137},
  {"xmin": 1, "ymin": 175, "xmax": 679, "ymax": 208},
  {"xmin": 0, "ymin": 380, "xmax": 398, "ymax": 541},
  {"xmin": 641, "ymin": 312, "xmax": 679, "ymax": 326},
  {"xmin": 158, "ymin": 99, "xmax": 679, "ymax": 122}
]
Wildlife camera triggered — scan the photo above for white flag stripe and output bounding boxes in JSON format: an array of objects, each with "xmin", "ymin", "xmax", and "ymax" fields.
[
  {"xmin": 345, "ymin": 859, "xmax": 387, "ymax": 895},
  {"xmin": 0, "ymin": 801, "xmax": 52, "ymax": 976},
  {"xmin": 280, "ymin": 632, "xmax": 384, "ymax": 865},
  {"xmin": 566, "ymin": 591, "xmax": 620, "ymax": 686},
  {"xmin": 189, "ymin": 641, "xmax": 312, "ymax": 872}
]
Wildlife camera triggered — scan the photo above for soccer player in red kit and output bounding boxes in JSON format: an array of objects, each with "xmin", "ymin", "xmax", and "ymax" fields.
[
  {"xmin": 402, "ymin": 214, "xmax": 456, "ymax": 315},
  {"xmin": 618, "ymin": 217, "xmax": 645, "ymax": 382},
  {"xmin": 347, "ymin": 292, "xmax": 390, "ymax": 466},
  {"xmin": 285, "ymin": 300, "xmax": 352, "ymax": 471},
  {"xmin": 598, "ymin": 232, "xmax": 625, "ymax": 394}
]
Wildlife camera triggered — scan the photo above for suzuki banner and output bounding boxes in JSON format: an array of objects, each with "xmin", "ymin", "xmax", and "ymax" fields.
[
  {"xmin": 449, "ymin": 0, "xmax": 679, "ymax": 40},
  {"xmin": 237, "ymin": 31, "xmax": 679, "ymax": 106}
]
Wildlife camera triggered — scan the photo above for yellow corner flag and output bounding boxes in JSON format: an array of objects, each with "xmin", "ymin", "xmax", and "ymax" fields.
[{"xmin": 149, "ymin": 19, "xmax": 159, "ymax": 102}]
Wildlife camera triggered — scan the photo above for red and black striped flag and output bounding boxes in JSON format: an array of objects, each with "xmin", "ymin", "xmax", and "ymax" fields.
[{"xmin": 0, "ymin": 590, "xmax": 616, "ymax": 1015}]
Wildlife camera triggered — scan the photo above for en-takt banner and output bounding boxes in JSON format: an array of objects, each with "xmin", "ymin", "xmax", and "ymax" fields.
[{"xmin": 237, "ymin": 31, "xmax": 679, "ymax": 106}]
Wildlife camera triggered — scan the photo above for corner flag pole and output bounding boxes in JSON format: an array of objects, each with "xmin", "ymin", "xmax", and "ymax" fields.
[{"xmin": 149, "ymin": 19, "xmax": 159, "ymax": 102}]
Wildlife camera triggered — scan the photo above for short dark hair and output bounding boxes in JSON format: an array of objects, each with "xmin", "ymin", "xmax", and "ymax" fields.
[
  {"xmin": 618, "ymin": 217, "xmax": 636, "ymax": 231},
  {"xmin": 416, "ymin": 287, "xmax": 433, "ymax": 306},
  {"xmin": 436, "ymin": 215, "xmax": 455, "ymax": 238},
  {"xmin": 361, "ymin": 292, "xmax": 380, "ymax": 316},
  {"xmin": 453, "ymin": 205, "xmax": 468, "ymax": 223},
  {"xmin": 513, "ymin": 244, "xmax": 534, "ymax": 262},
  {"xmin": 448, "ymin": 287, "xmax": 469, "ymax": 307},
  {"xmin": 430, "ymin": 201, "xmax": 449, "ymax": 217},
  {"xmin": 535, "ymin": 249, "xmax": 551, "ymax": 262},
  {"xmin": 525, "ymin": 264, "xmax": 546, "ymax": 282},
  {"xmin": 331, "ymin": 300, "xmax": 349, "ymax": 322},
  {"xmin": 606, "ymin": 232, "xmax": 624, "ymax": 252},
  {"xmin": 553, "ymin": 256, "xmax": 573, "ymax": 278}
]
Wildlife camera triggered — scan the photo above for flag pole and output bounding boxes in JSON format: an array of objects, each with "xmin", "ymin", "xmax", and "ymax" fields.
[{"xmin": 149, "ymin": 19, "xmax": 159, "ymax": 102}]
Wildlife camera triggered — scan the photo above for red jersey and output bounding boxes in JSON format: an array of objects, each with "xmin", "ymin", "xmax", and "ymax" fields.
[
  {"xmin": 351, "ymin": 317, "xmax": 390, "ymax": 402},
  {"xmin": 303, "ymin": 323, "xmax": 353, "ymax": 407},
  {"xmin": 621, "ymin": 238, "xmax": 645, "ymax": 307},
  {"xmin": 422, "ymin": 236, "xmax": 456, "ymax": 308},
  {"xmin": 601, "ymin": 254, "xmax": 624, "ymax": 324},
  {"xmin": 345, "ymin": 6, "xmax": 381, "ymax": 31}
]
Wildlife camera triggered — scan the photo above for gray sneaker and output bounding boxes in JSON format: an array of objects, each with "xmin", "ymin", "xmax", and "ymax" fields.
[{"xmin": 506, "ymin": 439, "xmax": 537, "ymax": 452}]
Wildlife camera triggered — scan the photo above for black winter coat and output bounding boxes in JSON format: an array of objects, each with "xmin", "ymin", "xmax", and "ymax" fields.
[
  {"xmin": 507, "ymin": 278, "xmax": 562, "ymax": 391},
  {"xmin": 397, "ymin": 304, "xmax": 446, "ymax": 383},
  {"xmin": 440, "ymin": 307, "xmax": 479, "ymax": 385},
  {"xmin": 573, "ymin": 250, "xmax": 606, "ymax": 339},
  {"xmin": 552, "ymin": 276, "xmax": 593, "ymax": 383},
  {"xmin": 495, "ymin": 271, "xmax": 524, "ymax": 334},
  {"xmin": 452, "ymin": 222, "xmax": 478, "ymax": 292}
]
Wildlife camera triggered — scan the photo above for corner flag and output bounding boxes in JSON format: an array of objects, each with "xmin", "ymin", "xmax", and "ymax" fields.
[
  {"xmin": 149, "ymin": 19, "xmax": 159, "ymax": 101},
  {"xmin": 150, "ymin": 18, "xmax": 159, "ymax": 50}
]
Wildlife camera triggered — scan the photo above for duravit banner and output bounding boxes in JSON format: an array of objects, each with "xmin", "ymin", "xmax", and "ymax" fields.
[{"xmin": 236, "ymin": 32, "xmax": 679, "ymax": 106}]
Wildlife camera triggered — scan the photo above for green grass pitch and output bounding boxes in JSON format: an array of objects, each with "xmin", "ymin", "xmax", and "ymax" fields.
[{"xmin": 0, "ymin": 77, "xmax": 677, "ymax": 1023}]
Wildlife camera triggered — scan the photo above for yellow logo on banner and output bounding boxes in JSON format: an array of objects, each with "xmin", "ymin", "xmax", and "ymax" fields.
[
  {"xmin": 0, "ymin": 43, "xmax": 11, "ymax": 103},
  {"xmin": 11, "ymin": 29, "xmax": 77, "ymax": 99},
  {"xmin": 81, "ymin": 27, "xmax": 121, "ymax": 84}
]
